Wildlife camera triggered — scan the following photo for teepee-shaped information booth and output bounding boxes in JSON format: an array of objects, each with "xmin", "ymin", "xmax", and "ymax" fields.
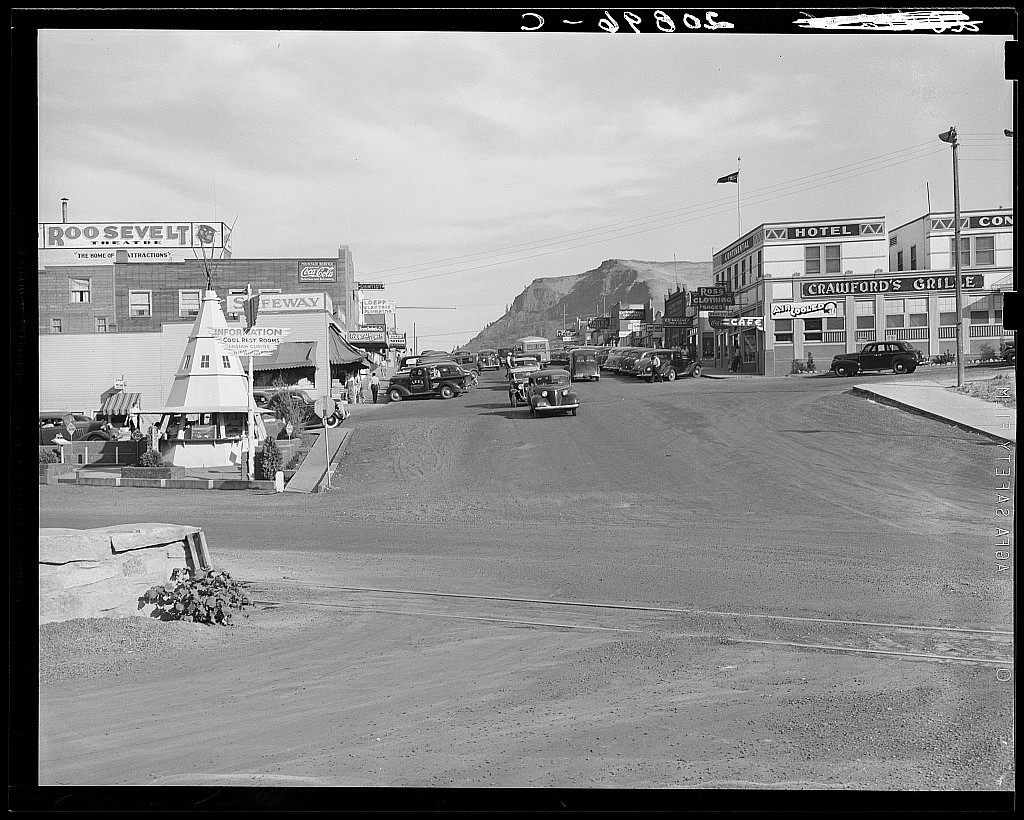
[{"xmin": 154, "ymin": 290, "xmax": 267, "ymax": 469}]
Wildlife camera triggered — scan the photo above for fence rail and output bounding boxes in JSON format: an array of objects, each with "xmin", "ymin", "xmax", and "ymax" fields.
[{"xmin": 885, "ymin": 327, "xmax": 929, "ymax": 341}]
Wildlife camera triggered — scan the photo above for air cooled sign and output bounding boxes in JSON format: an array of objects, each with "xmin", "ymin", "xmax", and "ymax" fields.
[{"xmin": 298, "ymin": 260, "xmax": 337, "ymax": 282}]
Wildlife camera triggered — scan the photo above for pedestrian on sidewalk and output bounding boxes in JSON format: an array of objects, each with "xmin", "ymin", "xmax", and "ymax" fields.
[
  {"xmin": 346, "ymin": 373, "xmax": 358, "ymax": 405},
  {"xmin": 370, "ymin": 371, "xmax": 380, "ymax": 403},
  {"xmin": 358, "ymin": 371, "xmax": 369, "ymax": 403},
  {"xmin": 730, "ymin": 348, "xmax": 742, "ymax": 373},
  {"xmin": 650, "ymin": 353, "xmax": 663, "ymax": 382}
]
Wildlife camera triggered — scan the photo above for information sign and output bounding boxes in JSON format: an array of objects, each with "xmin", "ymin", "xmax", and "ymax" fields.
[{"xmin": 211, "ymin": 326, "xmax": 289, "ymax": 357}]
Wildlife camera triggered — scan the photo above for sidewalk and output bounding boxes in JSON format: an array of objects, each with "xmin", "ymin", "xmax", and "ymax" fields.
[{"xmin": 851, "ymin": 380, "xmax": 1015, "ymax": 444}]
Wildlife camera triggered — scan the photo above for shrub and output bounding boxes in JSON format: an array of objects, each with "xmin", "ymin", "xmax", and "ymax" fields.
[
  {"xmin": 256, "ymin": 437, "xmax": 283, "ymax": 479},
  {"xmin": 142, "ymin": 567, "xmax": 252, "ymax": 626},
  {"xmin": 39, "ymin": 449, "xmax": 60, "ymax": 464},
  {"xmin": 805, "ymin": 352, "xmax": 815, "ymax": 371},
  {"xmin": 285, "ymin": 449, "xmax": 308, "ymax": 470},
  {"xmin": 978, "ymin": 343, "xmax": 997, "ymax": 361},
  {"xmin": 139, "ymin": 449, "xmax": 164, "ymax": 467},
  {"xmin": 790, "ymin": 359, "xmax": 807, "ymax": 374}
]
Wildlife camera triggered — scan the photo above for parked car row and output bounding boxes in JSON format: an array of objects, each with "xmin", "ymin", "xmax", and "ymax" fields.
[{"xmin": 600, "ymin": 346, "xmax": 703, "ymax": 381}]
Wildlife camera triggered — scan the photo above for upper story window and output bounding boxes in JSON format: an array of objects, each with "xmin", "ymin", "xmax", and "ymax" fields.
[
  {"xmin": 95, "ymin": 317, "xmax": 107, "ymax": 332},
  {"xmin": 896, "ymin": 250, "xmax": 904, "ymax": 271},
  {"xmin": 129, "ymin": 290, "xmax": 152, "ymax": 317},
  {"xmin": 222, "ymin": 356, "xmax": 231, "ymax": 369},
  {"xmin": 50, "ymin": 318, "xmax": 62, "ymax": 334},
  {"xmin": 806, "ymin": 244, "xmax": 841, "ymax": 276},
  {"xmin": 179, "ymin": 290, "xmax": 201, "ymax": 317},
  {"xmin": 909, "ymin": 245, "xmax": 917, "ymax": 270},
  {"xmin": 756, "ymin": 250, "xmax": 763, "ymax": 280},
  {"xmin": 69, "ymin": 278, "xmax": 91, "ymax": 303},
  {"xmin": 200, "ymin": 355, "xmax": 210, "ymax": 368},
  {"xmin": 950, "ymin": 235, "xmax": 996, "ymax": 267}
]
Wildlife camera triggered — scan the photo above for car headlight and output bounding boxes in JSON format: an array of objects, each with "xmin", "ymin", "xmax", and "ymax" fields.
[{"xmin": 562, "ymin": 389, "xmax": 569, "ymax": 396}]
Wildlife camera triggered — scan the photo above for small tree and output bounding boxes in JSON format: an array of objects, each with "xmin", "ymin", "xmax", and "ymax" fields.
[
  {"xmin": 268, "ymin": 377, "xmax": 313, "ymax": 432},
  {"xmin": 806, "ymin": 352, "xmax": 815, "ymax": 371},
  {"xmin": 39, "ymin": 449, "xmax": 60, "ymax": 464},
  {"xmin": 256, "ymin": 437, "xmax": 283, "ymax": 479},
  {"xmin": 979, "ymin": 343, "xmax": 997, "ymax": 361}
]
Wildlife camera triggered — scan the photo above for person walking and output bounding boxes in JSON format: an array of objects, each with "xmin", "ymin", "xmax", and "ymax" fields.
[
  {"xmin": 650, "ymin": 353, "xmax": 663, "ymax": 383},
  {"xmin": 358, "ymin": 371, "xmax": 369, "ymax": 403},
  {"xmin": 346, "ymin": 373, "xmax": 358, "ymax": 405},
  {"xmin": 370, "ymin": 371, "xmax": 380, "ymax": 403}
]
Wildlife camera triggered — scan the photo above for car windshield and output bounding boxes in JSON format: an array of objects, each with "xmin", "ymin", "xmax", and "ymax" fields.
[{"xmin": 534, "ymin": 373, "xmax": 570, "ymax": 386}]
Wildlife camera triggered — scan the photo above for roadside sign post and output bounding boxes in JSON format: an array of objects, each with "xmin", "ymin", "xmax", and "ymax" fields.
[{"xmin": 314, "ymin": 396, "xmax": 336, "ymax": 491}]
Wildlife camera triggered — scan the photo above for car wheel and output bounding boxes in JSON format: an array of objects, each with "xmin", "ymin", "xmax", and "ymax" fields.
[
  {"xmin": 691, "ymin": 365, "xmax": 702, "ymax": 379},
  {"xmin": 893, "ymin": 361, "xmax": 909, "ymax": 375},
  {"xmin": 324, "ymin": 413, "xmax": 343, "ymax": 428},
  {"xmin": 833, "ymin": 364, "xmax": 851, "ymax": 377},
  {"xmin": 666, "ymin": 369, "xmax": 676, "ymax": 381},
  {"xmin": 388, "ymin": 388, "xmax": 403, "ymax": 402},
  {"xmin": 439, "ymin": 384, "xmax": 455, "ymax": 399}
]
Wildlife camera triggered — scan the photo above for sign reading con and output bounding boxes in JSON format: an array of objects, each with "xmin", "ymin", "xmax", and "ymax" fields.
[
  {"xmin": 298, "ymin": 261, "xmax": 337, "ymax": 282},
  {"xmin": 802, "ymin": 275, "xmax": 983, "ymax": 297},
  {"xmin": 211, "ymin": 326, "xmax": 290, "ymax": 356},
  {"xmin": 770, "ymin": 301, "xmax": 839, "ymax": 320},
  {"xmin": 38, "ymin": 222, "xmax": 228, "ymax": 249}
]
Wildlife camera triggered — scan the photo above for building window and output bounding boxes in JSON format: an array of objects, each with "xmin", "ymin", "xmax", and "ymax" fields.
[
  {"xmin": 884, "ymin": 299, "xmax": 905, "ymax": 329},
  {"xmin": 774, "ymin": 319, "xmax": 793, "ymax": 344},
  {"xmin": 855, "ymin": 300, "xmax": 875, "ymax": 329},
  {"xmin": 938, "ymin": 296, "xmax": 957, "ymax": 327},
  {"xmin": 69, "ymin": 278, "xmax": 91, "ymax": 303},
  {"xmin": 50, "ymin": 318, "xmax": 62, "ymax": 334},
  {"xmin": 950, "ymin": 237, "xmax": 971, "ymax": 268},
  {"xmin": 909, "ymin": 245, "xmax": 917, "ymax": 271},
  {"xmin": 896, "ymin": 250, "xmax": 904, "ymax": 271},
  {"xmin": 803, "ymin": 318, "xmax": 823, "ymax": 342},
  {"xmin": 179, "ymin": 289, "xmax": 201, "ymax": 317},
  {"xmin": 975, "ymin": 236, "xmax": 995, "ymax": 266},
  {"xmin": 129, "ymin": 290, "xmax": 152, "ymax": 317},
  {"xmin": 907, "ymin": 298, "xmax": 928, "ymax": 328},
  {"xmin": 222, "ymin": 355, "xmax": 231, "ymax": 369},
  {"xmin": 200, "ymin": 355, "xmax": 210, "ymax": 368},
  {"xmin": 183, "ymin": 355, "xmax": 192, "ymax": 369},
  {"xmin": 757, "ymin": 250, "xmax": 763, "ymax": 280},
  {"xmin": 95, "ymin": 317, "xmax": 107, "ymax": 332},
  {"xmin": 826, "ymin": 300, "xmax": 846, "ymax": 331},
  {"xmin": 805, "ymin": 244, "xmax": 841, "ymax": 276}
]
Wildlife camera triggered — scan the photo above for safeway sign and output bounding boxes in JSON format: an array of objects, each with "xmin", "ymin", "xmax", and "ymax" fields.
[{"xmin": 211, "ymin": 326, "xmax": 290, "ymax": 356}]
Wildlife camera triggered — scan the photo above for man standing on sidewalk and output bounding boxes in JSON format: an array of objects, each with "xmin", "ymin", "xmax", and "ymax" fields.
[
  {"xmin": 370, "ymin": 371, "xmax": 380, "ymax": 403},
  {"xmin": 650, "ymin": 353, "xmax": 663, "ymax": 382}
]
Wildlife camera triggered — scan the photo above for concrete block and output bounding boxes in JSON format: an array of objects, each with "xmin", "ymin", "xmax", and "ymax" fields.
[
  {"xmin": 106, "ymin": 524, "xmax": 200, "ymax": 553},
  {"xmin": 38, "ymin": 530, "xmax": 112, "ymax": 565}
]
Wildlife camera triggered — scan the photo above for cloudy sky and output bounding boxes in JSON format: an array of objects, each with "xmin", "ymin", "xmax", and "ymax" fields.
[{"xmin": 37, "ymin": 20, "xmax": 1013, "ymax": 348}]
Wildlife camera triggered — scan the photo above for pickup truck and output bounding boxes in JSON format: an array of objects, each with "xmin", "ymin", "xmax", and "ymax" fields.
[{"xmin": 831, "ymin": 341, "xmax": 924, "ymax": 377}]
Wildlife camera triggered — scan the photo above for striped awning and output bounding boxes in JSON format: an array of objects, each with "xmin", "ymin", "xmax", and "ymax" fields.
[
  {"xmin": 100, "ymin": 391, "xmax": 142, "ymax": 417},
  {"xmin": 253, "ymin": 341, "xmax": 317, "ymax": 372}
]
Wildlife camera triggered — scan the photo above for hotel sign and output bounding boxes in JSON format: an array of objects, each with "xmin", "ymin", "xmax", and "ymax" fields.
[
  {"xmin": 802, "ymin": 275, "xmax": 983, "ymax": 297},
  {"xmin": 786, "ymin": 223, "xmax": 861, "ymax": 240},
  {"xmin": 298, "ymin": 260, "xmax": 337, "ymax": 282},
  {"xmin": 770, "ymin": 301, "xmax": 839, "ymax": 320}
]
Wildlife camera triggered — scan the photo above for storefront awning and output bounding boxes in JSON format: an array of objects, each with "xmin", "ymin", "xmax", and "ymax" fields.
[
  {"xmin": 253, "ymin": 341, "xmax": 317, "ymax": 372},
  {"xmin": 330, "ymin": 327, "xmax": 373, "ymax": 367},
  {"xmin": 99, "ymin": 391, "xmax": 142, "ymax": 416}
]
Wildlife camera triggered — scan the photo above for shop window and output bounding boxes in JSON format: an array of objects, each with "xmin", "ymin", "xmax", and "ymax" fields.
[
  {"xmin": 803, "ymin": 318, "xmax": 823, "ymax": 342},
  {"xmin": 179, "ymin": 289, "xmax": 201, "ymax": 317},
  {"xmin": 95, "ymin": 317, "xmax": 107, "ymax": 332},
  {"xmin": 975, "ymin": 236, "xmax": 995, "ymax": 266},
  {"xmin": 200, "ymin": 355, "xmax": 210, "ymax": 369},
  {"xmin": 884, "ymin": 299, "xmax": 905, "ymax": 329},
  {"xmin": 129, "ymin": 290, "xmax": 152, "ymax": 317},
  {"xmin": 969, "ymin": 310, "xmax": 989, "ymax": 324},
  {"xmin": 896, "ymin": 250, "xmax": 904, "ymax": 271},
  {"xmin": 855, "ymin": 300, "xmax": 875, "ymax": 329},
  {"xmin": 938, "ymin": 297, "xmax": 957, "ymax": 327},
  {"xmin": 50, "ymin": 318, "xmax": 62, "ymax": 334},
  {"xmin": 222, "ymin": 356, "xmax": 231, "ymax": 369},
  {"xmin": 909, "ymin": 245, "xmax": 917, "ymax": 270},
  {"xmin": 774, "ymin": 319, "xmax": 793, "ymax": 344},
  {"xmin": 69, "ymin": 278, "xmax": 91, "ymax": 303}
]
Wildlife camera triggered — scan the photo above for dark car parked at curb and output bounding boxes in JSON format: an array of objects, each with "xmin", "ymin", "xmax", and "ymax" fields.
[
  {"xmin": 39, "ymin": 413, "xmax": 113, "ymax": 444},
  {"xmin": 525, "ymin": 368, "xmax": 579, "ymax": 416},
  {"xmin": 252, "ymin": 388, "xmax": 349, "ymax": 428},
  {"xmin": 387, "ymin": 362, "xmax": 471, "ymax": 401},
  {"xmin": 1001, "ymin": 340, "xmax": 1015, "ymax": 365},
  {"xmin": 640, "ymin": 349, "xmax": 703, "ymax": 381},
  {"xmin": 830, "ymin": 341, "xmax": 925, "ymax": 376}
]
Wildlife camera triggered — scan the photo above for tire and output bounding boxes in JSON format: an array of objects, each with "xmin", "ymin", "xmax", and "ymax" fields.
[
  {"xmin": 666, "ymin": 369, "xmax": 676, "ymax": 381},
  {"xmin": 325, "ymin": 413, "xmax": 343, "ymax": 428},
  {"xmin": 691, "ymin": 365, "xmax": 702, "ymax": 379},
  {"xmin": 439, "ymin": 384, "xmax": 455, "ymax": 399},
  {"xmin": 388, "ymin": 388, "xmax": 403, "ymax": 403},
  {"xmin": 833, "ymin": 364, "xmax": 852, "ymax": 378},
  {"xmin": 893, "ymin": 361, "xmax": 909, "ymax": 375}
]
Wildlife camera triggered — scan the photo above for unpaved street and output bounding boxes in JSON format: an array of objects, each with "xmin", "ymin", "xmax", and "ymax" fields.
[{"xmin": 34, "ymin": 371, "xmax": 1014, "ymax": 793}]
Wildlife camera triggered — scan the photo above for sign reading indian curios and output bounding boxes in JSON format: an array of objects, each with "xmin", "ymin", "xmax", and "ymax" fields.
[
  {"xmin": 801, "ymin": 274, "xmax": 984, "ymax": 297},
  {"xmin": 298, "ymin": 260, "xmax": 337, "ymax": 282}
]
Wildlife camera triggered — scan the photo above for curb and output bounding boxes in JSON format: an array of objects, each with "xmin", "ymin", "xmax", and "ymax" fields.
[{"xmin": 850, "ymin": 386, "xmax": 1015, "ymax": 444}]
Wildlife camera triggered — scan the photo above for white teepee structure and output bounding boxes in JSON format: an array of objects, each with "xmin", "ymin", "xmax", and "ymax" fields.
[{"xmin": 155, "ymin": 290, "xmax": 267, "ymax": 468}]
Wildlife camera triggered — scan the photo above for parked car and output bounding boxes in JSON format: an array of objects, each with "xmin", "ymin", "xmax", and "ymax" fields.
[
  {"xmin": 511, "ymin": 356, "xmax": 541, "ymax": 373},
  {"xmin": 449, "ymin": 352, "xmax": 481, "ymax": 380},
  {"xmin": 253, "ymin": 388, "xmax": 348, "ymax": 427},
  {"xmin": 660, "ymin": 349, "xmax": 703, "ymax": 381},
  {"xmin": 477, "ymin": 349, "xmax": 501, "ymax": 371},
  {"xmin": 568, "ymin": 348, "xmax": 600, "ymax": 381},
  {"xmin": 596, "ymin": 348, "xmax": 614, "ymax": 368},
  {"xmin": 508, "ymin": 366, "xmax": 535, "ymax": 407},
  {"xmin": 39, "ymin": 413, "xmax": 113, "ymax": 444},
  {"xmin": 548, "ymin": 349, "xmax": 571, "ymax": 369},
  {"xmin": 830, "ymin": 341, "xmax": 925, "ymax": 376},
  {"xmin": 618, "ymin": 348, "xmax": 650, "ymax": 375},
  {"xmin": 1001, "ymin": 340, "xmax": 1016, "ymax": 365},
  {"xmin": 602, "ymin": 347, "xmax": 631, "ymax": 371},
  {"xmin": 632, "ymin": 349, "xmax": 675, "ymax": 379},
  {"xmin": 386, "ymin": 362, "xmax": 471, "ymax": 401},
  {"xmin": 525, "ymin": 368, "xmax": 579, "ymax": 416}
]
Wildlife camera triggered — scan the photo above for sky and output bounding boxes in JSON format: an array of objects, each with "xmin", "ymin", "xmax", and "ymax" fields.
[{"xmin": 36, "ymin": 19, "xmax": 1014, "ymax": 349}]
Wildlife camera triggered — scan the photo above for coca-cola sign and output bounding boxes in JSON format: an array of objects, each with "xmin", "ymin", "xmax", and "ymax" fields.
[{"xmin": 298, "ymin": 260, "xmax": 337, "ymax": 282}]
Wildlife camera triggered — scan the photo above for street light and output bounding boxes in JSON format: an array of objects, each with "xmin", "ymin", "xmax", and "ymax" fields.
[{"xmin": 939, "ymin": 126, "xmax": 966, "ymax": 388}]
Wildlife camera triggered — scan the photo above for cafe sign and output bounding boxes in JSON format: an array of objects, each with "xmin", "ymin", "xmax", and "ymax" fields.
[
  {"xmin": 802, "ymin": 274, "xmax": 983, "ymax": 298},
  {"xmin": 770, "ymin": 301, "xmax": 839, "ymax": 320},
  {"xmin": 709, "ymin": 316, "xmax": 764, "ymax": 330}
]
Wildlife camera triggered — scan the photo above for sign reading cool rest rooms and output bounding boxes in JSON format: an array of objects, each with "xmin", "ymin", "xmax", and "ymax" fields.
[{"xmin": 802, "ymin": 275, "xmax": 984, "ymax": 297}]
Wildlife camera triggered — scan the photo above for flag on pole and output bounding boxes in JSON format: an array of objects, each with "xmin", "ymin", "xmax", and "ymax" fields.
[{"xmin": 717, "ymin": 171, "xmax": 739, "ymax": 184}]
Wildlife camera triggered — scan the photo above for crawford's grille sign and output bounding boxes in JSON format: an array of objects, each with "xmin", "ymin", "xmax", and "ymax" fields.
[
  {"xmin": 801, "ymin": 275, "xmax": 983, "ymax": 297},
  {"xmin": 298, "ymin": 260, "xmax": 337, "ymax": 282}
]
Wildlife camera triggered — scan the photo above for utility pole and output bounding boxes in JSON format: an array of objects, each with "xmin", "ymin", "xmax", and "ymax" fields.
[{"xmin": 939, "ymin": 126, "xmax": 966, "ymax": 387}]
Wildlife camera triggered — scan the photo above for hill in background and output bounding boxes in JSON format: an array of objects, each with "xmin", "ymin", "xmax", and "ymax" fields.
[{"xmin": 462, "ymin": 258, "xmax": 713, "ymax": 351}]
